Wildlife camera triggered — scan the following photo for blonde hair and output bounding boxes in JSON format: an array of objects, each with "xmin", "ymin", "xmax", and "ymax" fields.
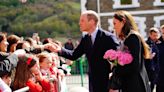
[
  {"xmin": 82, "ymin": 10, "xmax": 100, "ymax": 26},
  {"xmin": 160, "ymin": 24, "xmax": 164, "ymax": 30},
  {"xmin": 37, "ymin": 53, "xmax": 50, "ymax": 63}
]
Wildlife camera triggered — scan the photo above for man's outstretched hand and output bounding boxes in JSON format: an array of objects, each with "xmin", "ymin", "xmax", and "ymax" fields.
[{"xmin": 44, "ymin": 43, "xmax": 62, "ymax": 53}]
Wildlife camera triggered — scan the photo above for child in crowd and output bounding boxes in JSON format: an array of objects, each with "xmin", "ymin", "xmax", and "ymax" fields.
[
  {"xmin": 0, "ymin": 64, "xmax": 12, "ymax": 92},
  {"xmin": 0, "ymin": 53, "xmax": 20, "ymax": 92},
  {"xmin": 38, "ymin": 52, "xmax": 59, "ymax": 92},
  {"xmin": 13, "ymin": 54, "xmax": 51, "ymax": 92}
]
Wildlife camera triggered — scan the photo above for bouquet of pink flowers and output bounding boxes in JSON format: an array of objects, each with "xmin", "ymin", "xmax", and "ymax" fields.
[{"xmin": 103, "ymin": 49, "xmax": 133, "ymax": 66}]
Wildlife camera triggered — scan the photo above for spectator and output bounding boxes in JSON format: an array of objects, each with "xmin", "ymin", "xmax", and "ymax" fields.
[
  {"xmin": 38, "ymin": 52, "xmax": 58, "ymax": 92},
  {"xmin": 13, "ymin": 54, "xmax": 51, "ymax": 92},
  {"xmin": 0, "ymin": 53, "xmax": 19, "ymax": 92},
  {"xmin": 0, "ymin": 33, "xmax": 8, "ymax": 52},
  {"xmin": 145, "ymin": 27, "xmax": 160, "ymax": 92},
  {"xmin": 64, "ymin": 38, "xmax": 74, "ymax": 50},
  {"xmin": 7, "ymin": 34, "xmax": 20, "ymax": 53}
]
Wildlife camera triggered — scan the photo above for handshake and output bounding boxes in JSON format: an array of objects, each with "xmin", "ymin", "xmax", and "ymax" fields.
[
  {"xmin": 43, "ymin": 41, "xmax": 62, "ymax": 53},
  {"xmin": 13, "ymin": 40, "xmax": 62, "ymax": 57}
]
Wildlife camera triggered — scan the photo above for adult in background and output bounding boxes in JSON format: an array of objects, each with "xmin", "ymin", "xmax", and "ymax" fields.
[
  {"xmin": 48, "ymin": 10, "xmax": 118, "ymax": 92},
  {"xmin": 0, "ymin": 33, "xmax": 8, "ymax": 53},
  {"xmin": 0, "ymin": 33, "xmax": 9, "ymax": 61},
  {"xmin": 145, "ymin": 27, "xmax": 160, "ymax": 92},
  {"xmin": 63, "ymin": 38, "xmax": 74, "ymax": 65},
  {"xmin": 7, "ymin": 34, "xmax": 20, "ymax": 53},
  {"xmin": 64, "ymin": 38, "xmax": 74, "ymax": 50}
]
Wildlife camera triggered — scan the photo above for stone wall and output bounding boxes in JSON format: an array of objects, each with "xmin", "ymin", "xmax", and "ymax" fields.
[{"xmin": 85, "ymin": 0, "xmax": 164, "ymax": 36}]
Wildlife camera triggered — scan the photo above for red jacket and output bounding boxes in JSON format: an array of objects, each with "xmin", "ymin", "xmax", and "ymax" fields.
[{"xmin": 26, "ymin": 79, "xmax": 51, "ymax": 92}]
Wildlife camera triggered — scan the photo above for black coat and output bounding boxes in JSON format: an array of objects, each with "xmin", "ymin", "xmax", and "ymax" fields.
[
  {"xmin": 0, "ymin": 53, "xmax": 18, "ymax": 77},
  {"xmin": 156, "ymin": 37, "xmax": 164, "ymax": 92},
  {"xmin": 59, "ymin": 29, "xmax": 118, "ymax": 92},
  {"xmin": 145, "ymin": 37, "xmax": 160, "ymax": 85},
  {"xmin": 110, "ymin": 34, "xmax": 151, "ymax": 92}
]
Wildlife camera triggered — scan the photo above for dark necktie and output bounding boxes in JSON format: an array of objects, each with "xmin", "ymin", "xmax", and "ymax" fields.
[{"xmin": 86, "ymin": 34, "xmax": 92, "ymax": 48}]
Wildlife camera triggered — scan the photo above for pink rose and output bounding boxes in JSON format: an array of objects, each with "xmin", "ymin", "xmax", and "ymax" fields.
[
  {"xmin": 118, "ymin": 52, "xmax": 133, "ymax": 66},
  {"xmin": 104, "ymin": 49, "xmax": 117, "ymax": 60},
  {"xmin": 104, "ymin": 49, "xmax": 133, "ymax": 66}
]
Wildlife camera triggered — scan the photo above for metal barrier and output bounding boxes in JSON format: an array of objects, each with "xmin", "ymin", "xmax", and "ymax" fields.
[
  {"xmin": 13, "ymin": 78, "xmax": 55, "ymax": 92},
  {"xmin": 12, "ymin": 56, "xmax": 88, "ymax": 92},
  {"xmin": 13, "ymin": 87, "xmax": 29, "ymax": 92},
  {"xmin": 66, "ymin": 56, "xmax": 89, "ymax": 89}
]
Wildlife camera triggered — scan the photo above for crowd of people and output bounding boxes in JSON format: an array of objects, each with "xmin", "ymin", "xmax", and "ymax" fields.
[
  {"xmin": 0, "ymin": 10, "xmax": 164, "ymax": 92},
  {"xmin": 0, "ymin": 33, "xmax": 72, "ymax": 92}
]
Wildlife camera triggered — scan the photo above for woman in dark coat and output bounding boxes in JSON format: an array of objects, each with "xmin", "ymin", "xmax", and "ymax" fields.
[
  {"xmin": 156, "ymin": 25, "xmax": 164, "ymax": 92},
  {"xmin": 109, "ymin": 10, "xmax": 151, "ymax": 92}
]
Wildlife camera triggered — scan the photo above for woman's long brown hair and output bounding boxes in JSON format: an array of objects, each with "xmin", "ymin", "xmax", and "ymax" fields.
[
  {"xmin": 114, "ymin": 10, "xmax": 150, "ymax": 59},
  {"xmin": 13, "ymin": 54, "xmax": 37, "ymax": 90}
]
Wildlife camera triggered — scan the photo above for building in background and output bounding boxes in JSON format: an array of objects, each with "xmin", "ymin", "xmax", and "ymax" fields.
[{"xmin": 81, "ymin": 0, "xmax": 164, "ymax": 38}]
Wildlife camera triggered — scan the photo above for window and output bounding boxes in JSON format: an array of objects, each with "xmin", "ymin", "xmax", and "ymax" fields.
[
  {"xmin": 108, "ymin": 19, "xmax": 114, "ymax": 33},
  {"xmin": 81, "ymin": 0, "xmax": 87, "ymax": 12},
  {"xmin": 134, "ymin": 17, "xmax": 147, "ymax": 39},
  {"xmin": 154, "ymin": 15, "xmax": 164, "ymax": 28},
  {"xmin": 113, "ymin": 0, "xmax": 140, "ymax": 9},
  {"xmin": 121, "ymin": 0, "xmax": 132, "ymax": 5},
  {"xmin": 108, "ymin": 16, "xmax": 147, "ymax": 38},
  {"xmin": 154, "ymin": 0, "xmax": 164, "ymax": 6}
]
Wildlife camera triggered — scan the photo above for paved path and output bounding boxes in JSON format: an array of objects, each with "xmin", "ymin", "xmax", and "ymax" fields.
[{"xmin": 65, "ymin": 74, "xmax": 157, "ymax": 92}]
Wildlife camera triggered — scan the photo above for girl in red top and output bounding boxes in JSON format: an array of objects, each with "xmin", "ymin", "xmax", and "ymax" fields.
[
  {"xmin": 13, "ymin": 54, "xmax": 51, "ymax": 92},
  {"xmin": 38, "ymin": 53, "xmax": 59, "ymax": 92}
]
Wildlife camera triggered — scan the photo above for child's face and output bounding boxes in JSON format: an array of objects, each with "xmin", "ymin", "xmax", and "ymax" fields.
[
  {"xmin": 51, "ymin": 53, "xmax": 59, "ymax": 67},
  {"xmin": 40, "ymin": 57, "xmax": 52, "ymax": 70},
  {"xmin": 2, "ymin": 76, "xmax": 11, "ymax": 86},
  {"xmin": 30, "ymin": 63, "xmax": 40, "ymax": 75}
]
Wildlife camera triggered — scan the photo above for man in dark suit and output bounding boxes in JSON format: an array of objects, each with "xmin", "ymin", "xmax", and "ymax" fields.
[
  {"xmin": 145, "ymin": 27, "xmax": 160, "ymax": 92},
  {"xmin": 50, "ymin": 10, "xmax": 118, "ymax": 92}
]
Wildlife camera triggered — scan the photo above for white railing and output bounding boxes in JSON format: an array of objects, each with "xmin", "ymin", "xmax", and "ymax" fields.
[{"xmin": 13, "ymin": 87, "xmax": 29, "ymax": 92}]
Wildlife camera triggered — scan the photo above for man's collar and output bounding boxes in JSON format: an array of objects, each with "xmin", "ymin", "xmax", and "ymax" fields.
[
  {"xmin": 90, "ymin": 27, "xmax": 98, "ymax": 37},
  {"xmin": 82, "ymin": 27, "xmax": 98, "ymax": 38}
]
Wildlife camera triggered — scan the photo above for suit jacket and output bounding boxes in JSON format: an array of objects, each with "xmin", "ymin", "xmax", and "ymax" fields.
[
  {"xmin": 111, "ymin": 34, "xmax": 151, "ymax": 92},
  {"xmin": 59, "ymin": 29, "xmax": 118, "ymax": 92}
]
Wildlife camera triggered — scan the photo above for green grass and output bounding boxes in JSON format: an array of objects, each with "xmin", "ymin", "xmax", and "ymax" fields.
[{"xmin": 67, "ymin": 2, "xmax": 80, "ymax": 10}]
